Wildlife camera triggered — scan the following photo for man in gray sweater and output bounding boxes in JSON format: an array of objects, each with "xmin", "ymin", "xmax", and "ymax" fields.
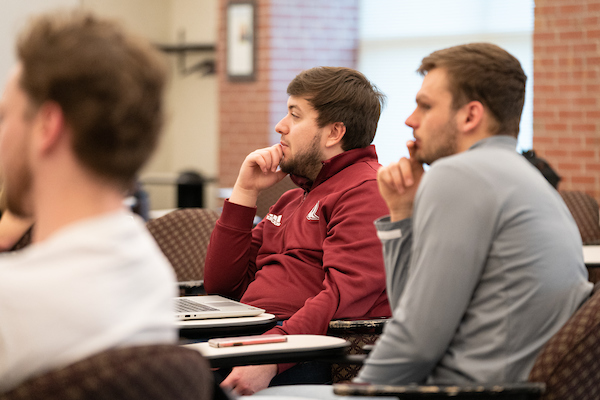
[{"xmin": 360, "ymin": 42, "xmax": 592, "ymax": 384}]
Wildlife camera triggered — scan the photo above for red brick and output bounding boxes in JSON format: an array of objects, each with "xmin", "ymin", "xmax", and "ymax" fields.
[
  {"xmin": 559, "ymin": 84, "xmax": 583, "ymax": 92},
  {"xmin": 586, "ymin": 137, "xmax": 600, "ymax": 146},
  {"xmin": 574, "ymin": 98, "xmax": 597, "ymax": 105},
  {"xmin": 533, "ymin": 137, "xmax": 557, "ymax": 145},
  {"xmin": 587, "ymin": 84, "xmax": 600, "ymax": 92},
  {"xmin": 560, "ymin": 4, "xmax": 584, "ymax": 13},
  {"xmin": 546, "ymin": 149, "xmax": 569, "ymax": 157},
  {"xmin": 536, "ymin": 5, "xmax": 558, "ymax": 15},
  {"xmin": 534, "ymin": 71, "xmax": 557, "ymax": 80},
  {"xmin": 587, "ymin": 30, "xmax": 600, "ymax": 39},
  {"xmin": 586, "ymin": 163, "xmax": 600, "ymax": 171},
  {"xmin": 547, "ymin": 44, "xmax": 570, "ymax": 53},
  {"xmin": 559, "ymin": 111, "xmax": 583, "ymax": 118},
  {"xmin": 559, "ymin": 31, "xmax": 584, "ymax": 40},
  {"xmin": 553, "ymin": 18, "xmax": 573, "ymax": 28},
  {"xmin": 534, "ymin": 32, "xmax": 556, "ymax": 42},
  {"xmin": 588, "ymin": 57, "xmax": 600, "ymax": 66},
  {"xmin": 571, "ymin": 150, "xmax": 596, "ymax": 158},
  {"xmin": 558, "ymin": 137, "xmax": 582, "ymax": 145},
  {"xmin": 566, "ymin": 57, "xmax": 584, "ymax": 67},
  {"xmin": 546, "ymin": 123, "xmax": 568, "ymax": 131},
  {"xmin": 535, "ymin": 111, "xmax": 556, "ymax": 118},
  {"xmin": 536, "ymin": 85, "xmax": 557, "ymax": 93},
  {"xmin": 575, "ymin": 43, "xmax": 597, "ymax": 52},
  {"xmin": 572, "ymin": 176, "xmax": 596, "ymax": 184},
  {"xmin": 558, "ymin": 163, "xmax": 583, "ymax": 171},
  {"xmin": 546, "ymin": 97, "xmax": 570, "ymax": 105},
  {"xmin": 573, "ymin": 124, "xmax": 596, "ymax": 132},
  {"xmin": 538, "ymin": 58, "xmax": 556, "ymax": 67}
]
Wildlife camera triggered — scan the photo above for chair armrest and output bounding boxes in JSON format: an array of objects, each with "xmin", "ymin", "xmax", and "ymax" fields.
[
  {"xmin": 328, "ymin": 318, "xmax": 388, "ymax": 332},
  {"xmin": 361, "ymin": 344, "xmax": 374, "ymax": 354},
  {"xmin": 333, "ymin": 382, "xmax": 545, "ymax": 399}
]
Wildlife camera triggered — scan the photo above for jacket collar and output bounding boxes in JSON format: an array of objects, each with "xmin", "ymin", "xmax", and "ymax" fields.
[{"xmin": 290, "ymin": 145, "xmax": 379, "ymax": 192}]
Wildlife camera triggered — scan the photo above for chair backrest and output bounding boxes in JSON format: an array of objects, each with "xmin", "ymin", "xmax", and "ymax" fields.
[
  {"xmin": 528, "ymin": 283, "xmax": 600, "ymax": 400},
  {"xmin": 327, "ymin": 318, "xmax": 388, "ymax": 383},
  {"xmin": 0, "ymin": 345, "xmax": 214, "ymax": 400},
  {"xmin": 560, "ymin": 190, "xmax": 600, "ymax": 245},
  {"xmin": 255, "ymin": 175, "xmax": 298, "ymax": 219},
  {"xmin": 146, "ymin": 208, "xmax": 219, "ymax": 283}
]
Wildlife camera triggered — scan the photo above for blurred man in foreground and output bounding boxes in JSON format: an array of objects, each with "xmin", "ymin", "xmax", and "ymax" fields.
[{"xmin": 0, "ymin": 11, "xmax": 177, "ymax": 392}]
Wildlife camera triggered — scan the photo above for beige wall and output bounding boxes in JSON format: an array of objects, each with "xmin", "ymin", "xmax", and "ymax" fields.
[
  {"xmin": 0, "ymin": 0, "xmax": 220, "ymax": 211},
  {"xmin": 0, "ymin": 0, "xmax": 79, "ymax": 93},
  {"xmin": 80, "ymin": 0, "xmax": 171, "ymax": 42},
  {"xmin": 162, "ymin": 0, "xmax": 219, "ymax": 210},
  {"xmin": 82, "ymin": 0, "xmax": 220, "ymax": 210}
]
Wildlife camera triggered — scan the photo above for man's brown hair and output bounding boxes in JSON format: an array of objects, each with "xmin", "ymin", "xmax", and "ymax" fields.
[
  {"xmin": 287, "ymin": 66, "xmax": 386, "ymax": 151},
  {"xmin": 17, "ymin": 11, "xmax": 168, "ymax": 188},
  {"xmin": 418, "ymin": 43, "xmax": 526, "ymax": 138}
]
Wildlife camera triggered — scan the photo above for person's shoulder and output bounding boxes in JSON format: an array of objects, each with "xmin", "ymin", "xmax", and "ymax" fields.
[
  {"xmin": 420, "ymin": 152, "xmax": 498, "ymax": 204},
  {"xmin": 340, "ymin": 157, "xmax": 381, "ymax": 180}
]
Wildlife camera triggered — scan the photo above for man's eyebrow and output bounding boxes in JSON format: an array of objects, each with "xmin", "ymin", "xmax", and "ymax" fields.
[{"xmin": 288, "ymin": 104, "xmax": 302, "ymax": 113}]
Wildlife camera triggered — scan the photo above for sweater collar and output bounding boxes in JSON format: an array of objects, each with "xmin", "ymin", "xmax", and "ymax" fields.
[
  {"xmin": 290, "ymin": 145, "xmax": 379, "ymax": 192},
  {"xmin": 469, "ymin": 135, "xmax": 518, "ymax": 152}
]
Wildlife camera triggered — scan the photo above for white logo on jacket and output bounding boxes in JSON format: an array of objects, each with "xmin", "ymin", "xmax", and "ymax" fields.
[
  {"xmin": 265, "ymin": 213, "xmax": 282, "ymax": 226},
  {"xmin": 306, "ymin": 201, "xmax": 320, "ymax": 221}
]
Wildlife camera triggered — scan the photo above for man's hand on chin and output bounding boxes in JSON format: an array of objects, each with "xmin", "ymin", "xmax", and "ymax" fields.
[{"xmin": 220, "ymin": 364, "xmax": 278, "ymax": 396}]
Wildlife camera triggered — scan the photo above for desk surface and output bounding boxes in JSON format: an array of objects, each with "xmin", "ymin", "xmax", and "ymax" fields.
[
  {"xmin": 178, "ymin": 313, "xmax": 278, "ymax": 341},
  {"xmin": 184, "ymin": 334, "xmax": 349, "ymax": 368},
  {"xmin": 583, "ymin": 245, "xmax": 600, "ymax": 267}
]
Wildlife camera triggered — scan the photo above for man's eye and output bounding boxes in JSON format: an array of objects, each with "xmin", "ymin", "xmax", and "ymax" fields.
[{"xmin": 291, "ymin": 113, "xmax": 299, "ymax": 119}]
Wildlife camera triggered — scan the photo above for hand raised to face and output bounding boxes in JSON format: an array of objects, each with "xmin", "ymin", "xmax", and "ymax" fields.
[
  {"xmin": 377, "ymin": 141, "xmax": 425, "ymax": 222},
  {"xmin": 229, "ymin": 144, "xmax": 289, "ymax": 208}
]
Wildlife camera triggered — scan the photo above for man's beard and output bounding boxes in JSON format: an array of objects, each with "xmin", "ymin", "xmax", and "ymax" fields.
[
  {"xmin": 280, "ymin": 132, "xmax": 324, "ymax": 181},
  {"xmin": 416, "ymin": 118, "xmax": 459, "ymax": 165}
]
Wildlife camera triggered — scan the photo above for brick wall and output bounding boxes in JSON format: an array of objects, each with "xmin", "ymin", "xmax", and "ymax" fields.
[
  {"xmin": 217, "ymin": 0, "xmax": 359, "ymax": 188},
  {"xmin": 534, "ymin": 0, "xmax": 600, "ymax": 200},
  {"xmin": 217, "ymin": 0, "xmax": 272, "ymax": 188}
]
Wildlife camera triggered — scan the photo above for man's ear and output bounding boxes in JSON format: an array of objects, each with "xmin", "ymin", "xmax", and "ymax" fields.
[
  {"xmin": 457, "ymin": 101, "xmax": 484, "ymax": 134},
  {"xmin": 325, "ymin": 122, "xmax": 346, "ymax": 148},
  {"xmin": 34, "ymin": 101, "xmax": 66, "ymax": 154}
]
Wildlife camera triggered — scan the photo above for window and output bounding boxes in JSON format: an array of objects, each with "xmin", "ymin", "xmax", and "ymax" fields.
[{"xmin": 359, "ymin": 0, "xmax": 534, "ymax": 165}]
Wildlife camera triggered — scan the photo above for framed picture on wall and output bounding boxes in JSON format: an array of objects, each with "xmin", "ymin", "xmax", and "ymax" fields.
[{"xmin": 227, "ymin": 0, "xmax": 255, "ymax": 81}]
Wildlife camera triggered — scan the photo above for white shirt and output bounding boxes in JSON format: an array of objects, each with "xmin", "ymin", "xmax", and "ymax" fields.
[{"xmin": 0, "ymin": 210, "xmax": 177, "ymax": 392}]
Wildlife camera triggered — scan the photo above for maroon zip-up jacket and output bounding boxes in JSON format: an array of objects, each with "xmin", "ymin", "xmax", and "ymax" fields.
[{"xmin": 204, "ymin": 146, "xmax": 391, "ymax": 371}]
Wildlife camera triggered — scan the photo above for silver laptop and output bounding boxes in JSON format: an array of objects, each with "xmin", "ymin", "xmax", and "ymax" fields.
[{"xmin": 174, "ymin": 295, "xmax": 265, "ymax": 321}]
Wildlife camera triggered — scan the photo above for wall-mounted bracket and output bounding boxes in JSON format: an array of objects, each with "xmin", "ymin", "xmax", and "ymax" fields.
[{"xmin": 156, "ymin": 43, "xmax": 216, "ymax": 76}]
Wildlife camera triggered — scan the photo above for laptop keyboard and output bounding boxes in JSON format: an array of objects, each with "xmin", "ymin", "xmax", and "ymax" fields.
[{"xmin": 175, "ymin": 298, "xmax": 218, "ymax": 312}]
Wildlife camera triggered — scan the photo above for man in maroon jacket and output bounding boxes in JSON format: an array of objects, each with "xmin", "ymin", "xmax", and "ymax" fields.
[{"xmin": 204, "ymin": 66, "xmax": 391, "ymax": 395}]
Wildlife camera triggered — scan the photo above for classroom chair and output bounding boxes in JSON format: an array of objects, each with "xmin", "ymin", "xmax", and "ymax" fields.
[
  {"xmin": 0, "ymin": 345, "xmax": 215, "ymax": 400},
  {"xmin": 146, "ymin": 208, "xmax": 220, "ymax": 295}
]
